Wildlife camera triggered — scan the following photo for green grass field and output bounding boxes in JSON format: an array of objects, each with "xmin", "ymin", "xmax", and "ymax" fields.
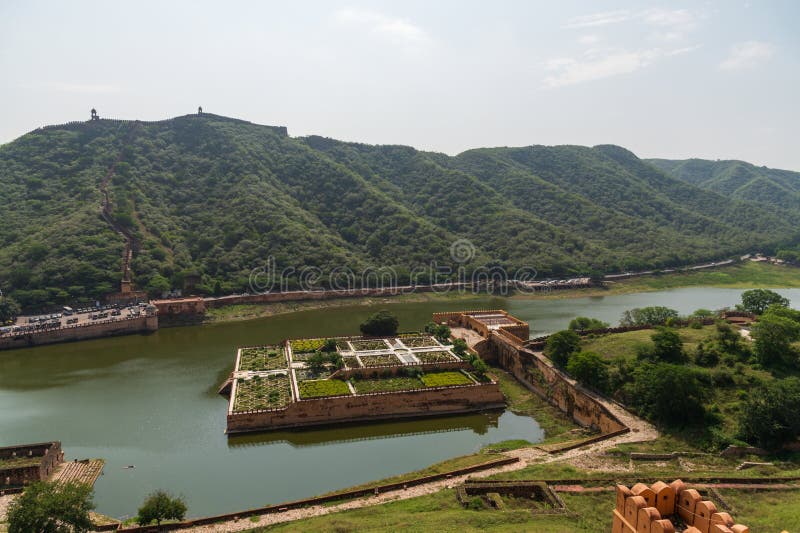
[
  {"xmin": 249, "ymin": 480, "xmax": 800, "ymax": 532},
  {"xmin": 580, "ymin": 325, "xmax": 719, "ymax": 362}
]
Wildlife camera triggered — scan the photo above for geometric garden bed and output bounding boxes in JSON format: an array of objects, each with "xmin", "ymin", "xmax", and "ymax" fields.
[{"xmin": 232, "ymin": 374, "xmax": 291, "ymax": 412}]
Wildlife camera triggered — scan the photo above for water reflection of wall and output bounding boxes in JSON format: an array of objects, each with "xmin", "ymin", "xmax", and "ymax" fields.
[{"xmin": 227, "ymin": 412, "xmax": 500, "ymax": 448}]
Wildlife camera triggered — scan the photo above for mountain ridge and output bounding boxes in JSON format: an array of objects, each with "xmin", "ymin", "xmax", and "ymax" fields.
[{"xmin": 1, "ymin": 113, "xmax": 798, "ymax": 309}]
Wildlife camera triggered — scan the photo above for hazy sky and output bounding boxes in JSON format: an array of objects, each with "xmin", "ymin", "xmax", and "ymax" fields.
[{"xmin": 2, "ymin": 1, "xmax": 799, "ymax": 169}]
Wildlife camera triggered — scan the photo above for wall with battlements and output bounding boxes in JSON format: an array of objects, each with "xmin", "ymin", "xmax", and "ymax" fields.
[{"xmin": 613, "ymin": 479, "xmax": 750, "ymax": 533}]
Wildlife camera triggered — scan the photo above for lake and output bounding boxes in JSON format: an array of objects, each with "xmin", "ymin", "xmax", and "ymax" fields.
[{"xmin": 1, "ymin": 286, "xmax": 798, "ymax": 518}]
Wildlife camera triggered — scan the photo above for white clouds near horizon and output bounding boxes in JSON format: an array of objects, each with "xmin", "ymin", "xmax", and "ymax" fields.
[{"xmin": 719, "ymin": 40, "xmax": 776, "ymax": 70}]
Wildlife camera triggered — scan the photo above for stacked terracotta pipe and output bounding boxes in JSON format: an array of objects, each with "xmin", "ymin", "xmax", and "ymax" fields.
[{"xmin": 612, "ymin": 479, "xmax": 750, "ymax": 533}]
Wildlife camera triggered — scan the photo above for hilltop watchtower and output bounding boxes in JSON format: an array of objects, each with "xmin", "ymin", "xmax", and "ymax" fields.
[
  {"xmin": 90, "ymin": 108, "xmax": 99, "ymax": 121},
  {"xmin": 198, "ymin": 106, "xmax": 203, "ymax": 115}
]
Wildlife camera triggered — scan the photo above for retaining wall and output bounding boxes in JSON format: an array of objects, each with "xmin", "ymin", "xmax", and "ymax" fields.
[
  {"xmin": 227, "ymin": 382, "xmax": 505, "ymax": 433},
  {"xmin": 0, "ymin": 316, "xmax": 157, "ymax": 351},
  {"xmin": 491, "ymin": 332, "xmax": 627, "ymax": 435}
]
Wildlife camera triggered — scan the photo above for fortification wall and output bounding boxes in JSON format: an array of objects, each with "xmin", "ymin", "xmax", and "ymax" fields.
[
  {"xmin": 227, "ymin": 382, "xmax": 505, "ymax": 433},
  {"xmin": 491, "ymin": 332, "xmax": 626, "ymax": 434},
  {"xmin": 0, "ymin": 316, "xmax": 157, "ymax": 351}
]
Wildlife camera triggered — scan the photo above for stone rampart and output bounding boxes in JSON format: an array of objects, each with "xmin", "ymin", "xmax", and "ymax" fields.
[{"xmin": 227, "ymin": 382, "xmax": 505, "ymax": 433}]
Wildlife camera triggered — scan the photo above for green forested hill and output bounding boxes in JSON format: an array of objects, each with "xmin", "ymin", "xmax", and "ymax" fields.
[
  {"xmin": 647, "ymin": 158, "xmax": 800, "ymax": 211},
  {"xmin": 1, "ymin": 114, "xmax": 799, "ymax": 309}
]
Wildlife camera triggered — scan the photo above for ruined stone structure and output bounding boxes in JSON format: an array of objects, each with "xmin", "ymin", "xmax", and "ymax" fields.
[
  {"xmin": 456, "ymin": 480, "xmax": 565, "ymax": 513},
  {"xmin": 613, "ymin": 479, "xmax": 750, "ymax": 533},
  {"xmin": 0, "ymin": 442, "xmax": 63, "ymax": 488}
]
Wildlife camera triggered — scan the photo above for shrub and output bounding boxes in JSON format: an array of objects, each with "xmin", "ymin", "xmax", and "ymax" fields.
[
  {"xmin": 566, "ymin": 351, "xmax": 609, "ymax": 393},
  {"xmin": 0, "ymin": 296, "xmax": 21, "ymax": 325},
  {"xmin": 544, "ymin": 330, "xmax": 580, "ymax": 367},
  {"xmin": 752, "ymin": 310, "xmax": 800, "ymax": 367},
  {"xmin": 711, "ymin": 368, "xmax": 735, "ymax": 387},
  {"xmin": 623, "ymin": 363, "xmax": 708, "ymax": 427},
  {"xmin": 7, "ymin": 481, "xmax": 94, "ymax": 533},
  {"xmin": 649, "ymin": 327, "xmax": 687, "ymax": 363},
  {"xmin": 452, "ymin": 338, "xmax": 468, "ymax": 358},
  {"xmin": 620, "ymin": 306, "xmax": 678, "ymax": 326},
  {"xmin": 471, "ymin": 357, "xmax": 489, "ymax": 378},
  {"xmin": 738, "ymin": 377, "xmax": 800, "ymax": 449},
  {"xmin": 360, "ymin": 310, "xmax": 399, "ymax": 336},
  {"xmin": 467, "ymin": 496, "xmax": 485, "ymax": 510},
  {"xmin": 137, "ymin": 490, "xmax": 187, "ymax": 526},
  {"xmin": 738, "ymin": 288, "xmax": 790, "ymax": 315},
  {"xmin": 307, "ymin": 351, "xmax": 342, "ymax": 372},
  {"xmin": 694, "ymin": 342, "xmax": 720, "ymax": 367},
  {"xmin": 568, "ymin": 316, "xmax": 609, "ymax": 331},
  {"xmin": 424, "ymin": 322, "xmax": 451, "ymax": 342},
  {"xmin": 322, "ymin": 338, "xmax": 337, "ymax": 352}
]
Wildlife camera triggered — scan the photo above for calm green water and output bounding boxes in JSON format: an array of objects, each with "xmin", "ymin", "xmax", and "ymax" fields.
[{"xmin": 1, "ymin": 287, "xmax": 798, "ymax": 518}]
